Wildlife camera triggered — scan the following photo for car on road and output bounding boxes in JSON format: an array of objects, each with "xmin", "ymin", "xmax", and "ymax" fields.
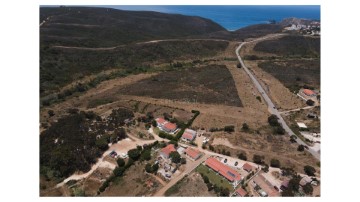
[
  {"xmin": 234, "ymin": 162, "xmax": 238, "ymax": 166},
  {"xmin": 224, "ymin": 159, "xmax": 227, "ymax": 163}
]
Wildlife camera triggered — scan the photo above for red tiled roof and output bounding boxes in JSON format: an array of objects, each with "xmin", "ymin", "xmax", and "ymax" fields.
[
  {"xmin": 160, "ymin": 144, "xmax": 176, "ymax": 156},
  {"xmin": 163, "ymin": 122, "xmax": 177, "ymax": 131},
  {"xmin": 156, "ymin": 118, "xmax": 167, "ymax": 125},
  {"xmin": 242, "ymin": 163, "xmax": 253, "ymax": 172},
  {"xmin": 205, "ymin": 157, "xmax": 241, "ymax": 182},
  {"xmin": 185, "ymin": 147, "xmax": 201, "ymax": 159},
  {"xmin": 236, "ymin": 187, "xmax": 247, "ymax": 197},
  {"xmin": 303, "ymin": 89, "xmax": 315, "ymax": 96},
  {"xmin": 253, "ymin": 174, "xmax": 279, "ymax": 197},
  {"xmin": 182, "ymin": 132, "xmax": 195, "ymax": 140}
]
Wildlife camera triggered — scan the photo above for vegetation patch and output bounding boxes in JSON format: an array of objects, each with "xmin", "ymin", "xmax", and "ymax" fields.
[{"xmin": 196, "ymin": 164, "xmax": 233, "ymax": 190}]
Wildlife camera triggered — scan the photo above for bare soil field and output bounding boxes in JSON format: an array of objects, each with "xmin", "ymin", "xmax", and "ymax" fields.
[
  {"xmin": 165, "ymin": 172, "xmax": 216, "ymax": 197},
  {"xmin": 117, "ymin": 65, "xmax": 243, "ymax": 107},
  {"xmin": 100, "ymin": 162, "xmax": 163, "ymax": 196}
]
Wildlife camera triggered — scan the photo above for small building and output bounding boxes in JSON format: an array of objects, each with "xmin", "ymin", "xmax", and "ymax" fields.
[
  {"xmin": 235, "ymin": 187, "xmax": 248, "ymax": 197},
  {"xmin": 242, "ymin": 163, "xmax": 253, "ymax": 172},
  {"xmin": 205, "ymin": 157, "xmax": 241, "ymax": 186},
  {"xmin": 177, "ymin": 146, "xmax": 186, "ymax": 155},
  {"xmin": 162, "ymin": 122, "xmax": 177, "ymax": 133},
  {"xmin": 252, "ymin": 173, "xmax": 279, "ymax": 197},
  {"xmin": 297, "ymin": 122, "xmax": 308, "ymax": 129},
  {"xmin": 302, "ymin": 89, "xmax": 316, "ymax": 97},
  {"xmin": 181, "ymin": 128, "xmax": 197, "ymax": 142},
  {"xmin": 155, "ymin": 117, "xmax": 178, "ymax": 133},
  {"xmin": 159, "ymin": 144, "xmax": 176, "ymax": 159},
  {"xmin": 184, "ymin": 147, "xmax": 201, "ymax": 161}
]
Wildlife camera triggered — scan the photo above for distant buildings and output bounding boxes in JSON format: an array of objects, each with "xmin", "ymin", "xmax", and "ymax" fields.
[
  {"xmin": 159, "ymin": 144, "xmax": 176, "ymax": 159},
  {"xmin": 155, "ymin": 117, "xmax": 178, "ymax": 133},
  {"xmin": 205, "ymin": 157, "xmax": 241, "ymax": 186}
]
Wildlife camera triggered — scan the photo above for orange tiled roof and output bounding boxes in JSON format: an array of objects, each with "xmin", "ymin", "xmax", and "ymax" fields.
[
  {"xmin": 182, "ymin": 132, "xmax": 195, "ymax": 140},
  {"xmin": 242, "ymin": 163, "xmax": 253, "ymax": 172},
  {"xmin": 236, "ymin": 187, "xmax": 247, "ymax": 197},
  {"xmin": 205, "ymin": 157, "xmax": 241, "ymax": 182},
  {"xmin": 303, "ymin": 89, "xmax": 315, "ymax": 96},
  {"xmin": 155, "ymin": 117, "xmax": 167, "ymax": 125},
  {"xmin": 160, "ymin": 144, "xmax": 176, "ymax": 156},
  {"xmin": 185, "ymin": 147, "xmax": 201, "ymax": 159},
  {"xmin": 163, "ymin": 122, "xmax": 177, "ymax": 131}
]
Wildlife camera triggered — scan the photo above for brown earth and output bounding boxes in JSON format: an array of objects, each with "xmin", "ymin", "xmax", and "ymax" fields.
[
  {"xmin": 166, "ymin": 172, "xmax": 216, "ymax": 197},
  {"xmin": 100, "ymin": 162, "xmax": 163, "ymax": 196}
]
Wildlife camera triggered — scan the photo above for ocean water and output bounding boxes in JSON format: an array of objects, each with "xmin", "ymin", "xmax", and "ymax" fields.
[{"xmin": 106, "ymin": 5, "xmax": 320, "ymax": 31}]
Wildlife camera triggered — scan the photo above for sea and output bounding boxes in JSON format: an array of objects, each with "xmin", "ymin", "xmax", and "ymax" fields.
[{"xmin": 104, "ymin": 5, "xmax": 320, "ymax": 31}]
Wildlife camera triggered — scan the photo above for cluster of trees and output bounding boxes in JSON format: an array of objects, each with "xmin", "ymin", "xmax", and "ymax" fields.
[
  {"xmin": 209, "ymin": 125, "xmax": 235, "ymax": 133},
  {"xmin": 99, "ymin": 141, "xmax": 160, "ymax": 193},
  {"xmin": 158, "ymin": 131, "xmax": 176, "ymax": 141},
  {"xmin": 241, "ymin": 123, "xmax": 249, "ymax": 132},
  {"xmin": 237, "ymin": 152, "xmax": 247, "ymax": 161},
  {"xmin": 40, "ymin": 111, "xmax": 112, "ymax": 179},
  {"xmin": 174, "ymin": 110, "xmax": 200, "ymax": 140},
  {"xmin": 268, "ymin": 115, "xmax": 285, "ymax": 135},
  {"xmin": 145, "ymin": 163, "xmax": 159, "ymax": 174},
  {"xmin": 200, "ymin": 174, "xmax": 230, "ymax": 196}
]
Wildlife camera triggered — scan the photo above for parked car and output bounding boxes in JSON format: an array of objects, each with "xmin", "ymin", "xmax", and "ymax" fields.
[
  {"xmin": 224, "ymin": 159, "xmax": 227, "ymax": 163},
  {"xmin": 274, "ymin": 186, "xmax": 279, "ymax": 191},
  {"xmin": 235, "ymin": 162, "xmax": 238, "ymax": 166}
]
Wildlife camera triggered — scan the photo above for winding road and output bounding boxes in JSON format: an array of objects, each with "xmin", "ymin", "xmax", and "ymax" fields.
[{"xmin": 235, "ymin": 36, "xmax": 320, "ymax": 161}]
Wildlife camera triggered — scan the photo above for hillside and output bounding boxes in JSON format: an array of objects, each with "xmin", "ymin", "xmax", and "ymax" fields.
[
  {"xmin": 233, "ymin": 24, "xmax": 284, "ymax": 39},
  {"xmin": 40, "ymin": 7, "xmax": 226, "ymax": 47}
]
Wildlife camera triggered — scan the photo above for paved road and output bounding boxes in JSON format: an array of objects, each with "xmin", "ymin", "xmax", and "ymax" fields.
[
  {"xmin": 235, "ymin": 36, "xmax": 320, "ymax": 161},
  {"xmin": 153, "ymin": 153, "xmax": 210, "ymax": 196}
]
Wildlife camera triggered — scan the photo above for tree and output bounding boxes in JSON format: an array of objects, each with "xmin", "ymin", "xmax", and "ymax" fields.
[
  {"xmin": 225, "ymin": 151, "xmax": 231, "ymax": 156},
  {"xmin": 238, "ymin": 153, "xmax": 247, "ymax": 161},
  {"xmin": 128, "ymin": 149, "xmax": 141, "ymax": 160},
  {"xmin": 306, "ymin": 99, "xmax": 315, "ymax": 106},
  {"xmin": 113, "ymin": 166, "xmax": 125, "ymax": 176},
  {"xmin": 169, "ymin": 151, "xmax": 181, "ymax": 164},
  {"xmin": 220, "ymin": 187, "xmax": 230, "ymax": 196},
  {"xmin": 224, "ymin": 125, "xmax": 235, "ymax": 132},
  {"xmin": 288, "ymin": 175, "xmax": 301, "ymax": 192},
  {"xmin": 253, "ymin": 155, "xmax": 264, "ymax": 164},
  {"xmin": 117, "ymin": 158, "xmax": 125, "ymax": 167},
  {"xmin": 270, "ymin": 159, "xmax": 281, "ymax": 168},
  {"xmin": 180, "ymin": 158, "xmax": 187, "ymax": 164},
  {"xmin": 140, "ymin": 149, "xmax": 151, "ymax": 161},
  {"xmin": 145, "ymin": 163, "xmax": 153, "ymax": 173},
  {"xmin": 242, "ymin": 123, "xmax": 249, "ymax": 131},
  {"xmin": 303, "ymin": 183, "xmax": 313, "ymax": 195},
  {"xmin": 48, "ymin": 110, "xmax": 55, "ymax": 117},
  {"xmin": 274, "ymin": 126, "xmax": 285, "ymax": 135},
  {"xmin": 151, "ymin": 120, "xmax": 157, "ymax": 127},
  {"xmin": 262, "ymin": 164, "xmax": 269, "ymax": 173},
  {"xmin": 304, "ymin": 165, "xmax": 316, "ymax": 176},
  {"xmin": 209, "ymin": 145, "xmax": 215, "ymax": 151},
  {"xmin": 95, "ymin": 137, "xmax": 109, "ymax": 151},
  {"xmin": 203, "ymin": 175, "xmax": 209, "ymax": 184},
  {"xmin": 297, "ymin": 145, "xmax": 305, "ymax": 152},
  {"xmin": 152, "ymin": 163, "xmax": 159, "ymax": 173},
  {"xmin": 268, "ymin": 115, "xmax": 279, "ymax": 126}
]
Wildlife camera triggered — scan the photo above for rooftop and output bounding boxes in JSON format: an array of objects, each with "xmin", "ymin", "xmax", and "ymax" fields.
[
  {"xmin": 160, "ymin": 144, "xmax": 176, "ymax": 156},
  {"xmin": 182, "ymin": 131, "xmax": 196, "ymax": 140},
  {"xmin": 163, "ymin": 122, "xmax": 177, "ymax": 131},
  {"xmin": 236, "ymin": 187, "xmax": 247, "ymax": 197},
  {"xmin": 155, "ymin": 117, "xmax": 167, "ymax": 125},
  {"xmin": 297, "ymin": 122, "xmax": 308, "ymax": 128},
  {"xmin": 303, "ymin": 89, "xmax": 316, "ymax": 96},
  {"xmin": 242, "ymin": 163, "xmax": 253, "ymax": 172},
  {"xmin": 253, "ymin": 174, "xmax": 279, "ymax": 197},
  {"xmin": 205, "ymin": 157, "xmax": 241, "ymax": 182},
  {"xmin": 184, "ymin": 147, "xmax": 201, "ymax": 159}
]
